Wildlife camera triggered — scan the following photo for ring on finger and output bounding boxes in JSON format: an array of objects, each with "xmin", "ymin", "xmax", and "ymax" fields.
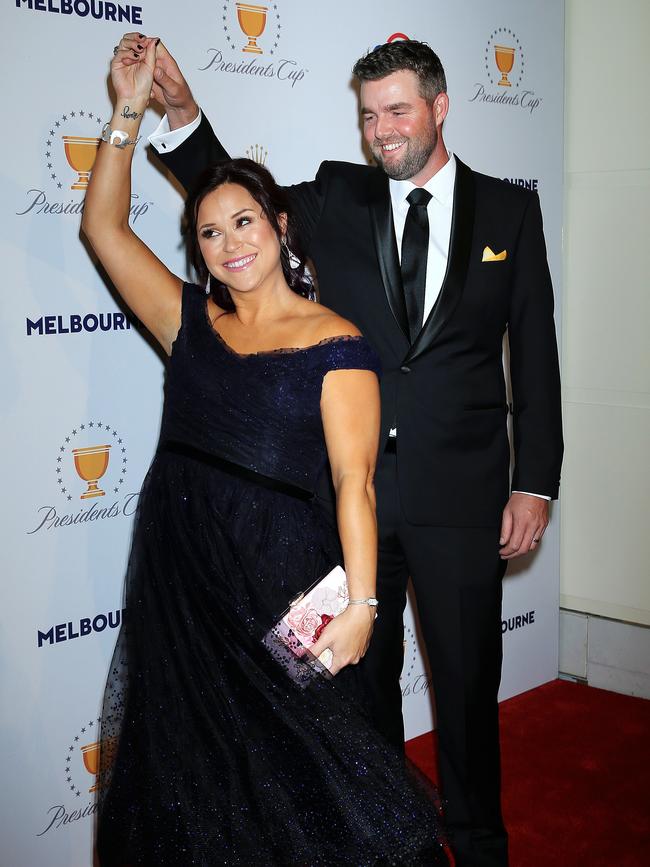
[{"xmin": 532, "ymin": 537, "xmax": 540, "ymax": 544}]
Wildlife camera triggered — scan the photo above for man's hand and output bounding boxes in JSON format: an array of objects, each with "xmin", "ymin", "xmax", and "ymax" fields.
[
  {"xmin": 499, "ymin": 493, "xmax": 549, "ymax": 560},
  {"xmin": 114, "ymin": 34, "xmax": 198, "ymax": 129},
  {"xmin": 151, "ymin": 40, "xmax": 199, "ymax": 129}
]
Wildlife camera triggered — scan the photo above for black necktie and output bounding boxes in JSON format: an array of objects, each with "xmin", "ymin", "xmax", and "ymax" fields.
[{"xmin": 401, "ymin": 188, "xmax": 432, "ymax": 343}]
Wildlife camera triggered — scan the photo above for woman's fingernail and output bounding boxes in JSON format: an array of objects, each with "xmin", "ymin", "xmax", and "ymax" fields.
[{"xmin": 155, "ymin": 38, "xmax": 160, "ymax": 46}]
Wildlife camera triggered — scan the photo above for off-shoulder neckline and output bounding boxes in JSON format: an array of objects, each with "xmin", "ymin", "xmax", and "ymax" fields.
[{"xmin": 202, "ymin": 297, "xmax": 365, "ymax": 359}]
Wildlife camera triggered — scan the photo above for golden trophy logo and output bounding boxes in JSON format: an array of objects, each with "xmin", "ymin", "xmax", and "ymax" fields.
[
  {"xmin": 236, "ymin": 2, "xmax": 268, "ymax": 53},
  {"xmin": 246, "ymin": 143, "xmax": 268, "ymax": 166},
  {"xmin": 43, "ymin": 109, "xmax": 104, "ymax": 192},
  {"xmin": 482, "ymin": 29, "xmax": 524, "ymax": 90},
  {"xmin": 81, "ymin": 737, "xmax": 118, "ymax": 792},
  {"xmin": 62, "ymin": 135, "xmax": 100, "ymax": 189},
  {"xmin": 54, "ymin": 421, "xmax": 127, "ymax": 503},
  {"xmin": 72, "ymin": 444, "xmax": 111, "ymax": 499},
  {"xmin": 494, "ymin": 45, "xmax": 515, "ymax": 87},
  {"xmin": 221, "ymin": 2, "xmax": 282, "ymax": 59}
]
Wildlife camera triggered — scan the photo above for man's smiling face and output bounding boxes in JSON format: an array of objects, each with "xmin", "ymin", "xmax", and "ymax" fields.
[{"xmin": 361, "ymin": 69, "xmax": 439, "ymax": 183}]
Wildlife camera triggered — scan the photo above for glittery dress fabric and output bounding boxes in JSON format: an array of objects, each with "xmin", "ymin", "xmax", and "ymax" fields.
[{"xmin": 96, "ymin": 282, "xmax": 447, "ymax": 866}]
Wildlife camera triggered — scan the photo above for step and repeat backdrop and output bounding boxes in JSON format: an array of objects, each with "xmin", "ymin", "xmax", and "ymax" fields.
[{"xmin": 1, "ymin": 1, "xmax": 564, "ymax": 863}]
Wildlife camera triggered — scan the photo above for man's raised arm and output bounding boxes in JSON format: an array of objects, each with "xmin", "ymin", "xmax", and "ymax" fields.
[
  {"xmin": 151, "ymin": 110, "xmax": 229, "ymax": 194},
  {"xmin": 118, "ymin": 35, "xmax": 328, "ymax": 253},
  {"xmin": 114, "ymin": 35, "xmax": 230, "ymax": 191}
]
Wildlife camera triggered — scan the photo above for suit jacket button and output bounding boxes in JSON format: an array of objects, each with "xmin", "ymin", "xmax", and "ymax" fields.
[{"xmin": 400, "ymin": 365, "xmax": 411, "ymax": 374}]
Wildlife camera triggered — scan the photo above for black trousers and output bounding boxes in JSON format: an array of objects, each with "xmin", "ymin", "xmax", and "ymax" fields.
[{"xmin": 359, "ymin": 450, "xmax": 509, "ymax": 867}]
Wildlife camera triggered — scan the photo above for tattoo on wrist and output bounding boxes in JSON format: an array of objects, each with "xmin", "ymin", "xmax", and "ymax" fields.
[{"xmin": 120, "ymin": 105, "xmax": 143, "ymax": 121}]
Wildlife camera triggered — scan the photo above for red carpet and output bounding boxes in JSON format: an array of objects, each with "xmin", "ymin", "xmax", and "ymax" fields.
[{"xmin": 405, "ymin": 679, "xmax": 650, "ymax": 866}]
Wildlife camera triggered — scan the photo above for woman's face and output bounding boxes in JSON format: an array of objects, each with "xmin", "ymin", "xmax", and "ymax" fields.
[{"xmin": 196, "ymin": 182, "xmax": 285, "ymax": 295}]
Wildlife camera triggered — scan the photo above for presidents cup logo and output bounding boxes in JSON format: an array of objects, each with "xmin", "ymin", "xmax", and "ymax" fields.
[
  {"xmin": 44, "ymin": 109, "xmax": 103, "ymax": 193},
  {"xmin": 225, "ymin": 2, "xmax": 282, "ymax": 55},
  {"xmin": 485, "ymin": 29, "xmax": 524, "ymax": 89},
  {"xmin": 469, "ymin": 28, "xmax": 542, "ymax": 115},
  {"xmin": 65, "ymin": 719, "xmax": 105, "ymax": 798},
  {"xmin": 37, "ymin": 649, "xmax": 126, "ymax": 835},
  {"xmin": 28, "ymin": 421, "xmax": 139, "ymax": 534},
  {"xmin": 37, "ymin": 717, "xmax": 119, "ymax": 837},
  {"xmin": 200, "ymin": 1, "xmax": 309, "ymax": 87},
  {"xmin": 15, "ymin": 108, "xmax": 151, "ymax": 221},
  {"xmin": 55, "ymin": 422, "xmax": 128, "ymax": 502}
]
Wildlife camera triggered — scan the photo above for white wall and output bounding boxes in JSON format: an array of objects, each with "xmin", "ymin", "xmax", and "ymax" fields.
[
  {"xmin": 560, "ymin": 609, "xmax": 650, "ymax": 698},
  {"xmin": 561, "ymin": 0, "xmax": 650, "ymax": 625}
]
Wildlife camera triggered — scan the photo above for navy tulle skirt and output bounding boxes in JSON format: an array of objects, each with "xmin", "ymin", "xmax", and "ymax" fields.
[{"xmin": 96, "ymin": 446, "xmax": 447, "ymax": 865}]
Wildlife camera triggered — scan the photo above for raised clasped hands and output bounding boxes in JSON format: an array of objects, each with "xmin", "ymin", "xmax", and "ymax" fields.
[
  {"xmin": 310, "ymin": 603, "xmax": 376, "ymax": 676},
  {"xmin": 113, "ymin": 34, "xmax": 198, "ymax": 127},
  {"xmin": 111, "ymin": 33, "xmax": 157, "ymax": 104}
]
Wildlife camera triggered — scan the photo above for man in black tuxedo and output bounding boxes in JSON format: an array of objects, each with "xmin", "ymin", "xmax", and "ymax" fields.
[{"xmin": 140, "ymin": 37, "xmax": 562, "ymax": 867}]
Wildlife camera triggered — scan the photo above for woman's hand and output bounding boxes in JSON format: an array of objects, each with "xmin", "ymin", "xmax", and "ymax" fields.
[
  {"xmin": 111, "ymin": 34, "xmax": 157, "ymax": 104},
  {"xmin": 310, "ymin": 604, "xmax": 376, "ymax": 676}
]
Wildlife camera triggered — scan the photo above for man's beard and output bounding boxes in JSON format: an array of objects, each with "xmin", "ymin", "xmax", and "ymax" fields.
[{"xmin": 372, "ymin": 128, "xmax": 437, "ymax": 180}]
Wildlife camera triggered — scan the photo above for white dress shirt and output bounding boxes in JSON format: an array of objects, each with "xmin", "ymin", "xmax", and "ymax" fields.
[
  {"xmin": 389, "ymin": 154, "xmax": 456, "ymax": 323},
  {"xmin": 149, "ymin": 116, "xmax": 549, "ymax": 501},
  {"xmin": 149, "ymin": 110, "xmax": 203, "ymax": 152}
]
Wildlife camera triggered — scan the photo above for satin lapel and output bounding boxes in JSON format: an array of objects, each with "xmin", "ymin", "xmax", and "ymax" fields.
[
  {"xmin": 367, "ymin": 171, "xmax": 410, "ymax": 340},
  {"xmin": 404, "ymin": 158, "xmax": 476, "ymax": 365}
]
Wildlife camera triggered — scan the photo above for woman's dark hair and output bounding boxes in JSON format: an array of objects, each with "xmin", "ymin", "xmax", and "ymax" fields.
[
  {"xmin": 184, "ymin": 158, "xmax": 312, "ymax": 310},
  {"xmin": 352, "ymin": 40, "xmax": 447, "ymax": 103}
]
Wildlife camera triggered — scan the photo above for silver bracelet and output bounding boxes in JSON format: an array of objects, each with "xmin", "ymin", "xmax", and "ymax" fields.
[
  {"xmin": 101, "ymin": 122, "xmax": 140, "ymax": 149},
  {"xmin": 347, "ymin": 597, "xmax": 379, "ymax": 608}
]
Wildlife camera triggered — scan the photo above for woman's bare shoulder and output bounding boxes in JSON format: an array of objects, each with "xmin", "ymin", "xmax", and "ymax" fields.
[{"xmin": 300, "ymin": 302, "xmax": 362, "ymax": 342}]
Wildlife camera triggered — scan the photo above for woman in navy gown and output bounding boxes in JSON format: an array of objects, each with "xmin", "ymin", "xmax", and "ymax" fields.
[{"xmin": 82, "ymin": 38, "xmax": 447, "ymax": 866}]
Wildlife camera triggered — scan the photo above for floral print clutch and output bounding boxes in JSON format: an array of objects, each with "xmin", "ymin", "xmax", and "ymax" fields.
[{"xmin": 263, "ymin": 566, "xmax": 349, "ymax": 676}]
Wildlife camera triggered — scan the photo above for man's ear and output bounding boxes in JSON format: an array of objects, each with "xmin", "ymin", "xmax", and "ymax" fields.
[{"xmin": 433, "ymin": 91, "xmax": 449, "ymax": 128}]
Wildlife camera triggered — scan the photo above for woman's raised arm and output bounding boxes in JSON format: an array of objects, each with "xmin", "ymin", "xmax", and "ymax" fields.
[{"xmin": 82, "ymin": 38, "xmax": 182, "ymax": 355}]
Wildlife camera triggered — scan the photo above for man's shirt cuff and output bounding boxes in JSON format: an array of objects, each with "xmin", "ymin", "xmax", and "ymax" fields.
[
  {"xmin": 148, "ymin": 109, "xmax": 202, "ymax": 153},
  {"xmin": 512, "ymin": 490, "xmax": 551, "ymax": 501}
]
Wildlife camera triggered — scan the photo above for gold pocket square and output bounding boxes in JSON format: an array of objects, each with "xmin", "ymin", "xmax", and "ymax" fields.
[{"xmin": 482, "ymin": 246, "xmax": 507, "ymax": 262}]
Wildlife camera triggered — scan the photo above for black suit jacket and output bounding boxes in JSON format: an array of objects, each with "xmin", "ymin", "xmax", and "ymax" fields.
[{"xmin": 157, "ymin": 116, "xmax": 563, "ymax": 527}]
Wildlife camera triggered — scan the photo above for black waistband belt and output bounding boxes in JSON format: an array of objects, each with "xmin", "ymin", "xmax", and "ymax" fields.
[{"xmin": 160, "ymin": 440, "xmax": 314, "ymax": 502}]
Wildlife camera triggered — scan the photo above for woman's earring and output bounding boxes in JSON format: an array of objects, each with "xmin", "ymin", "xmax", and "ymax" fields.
[{"xmin": 281, "ymin": 237, "xmax": 300, "ymax": 270}]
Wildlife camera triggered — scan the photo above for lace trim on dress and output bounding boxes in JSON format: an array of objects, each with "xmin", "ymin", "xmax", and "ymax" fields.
[{"xmin": 203, "ymin": 298, "xmax": 365, "ymax": 358}]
